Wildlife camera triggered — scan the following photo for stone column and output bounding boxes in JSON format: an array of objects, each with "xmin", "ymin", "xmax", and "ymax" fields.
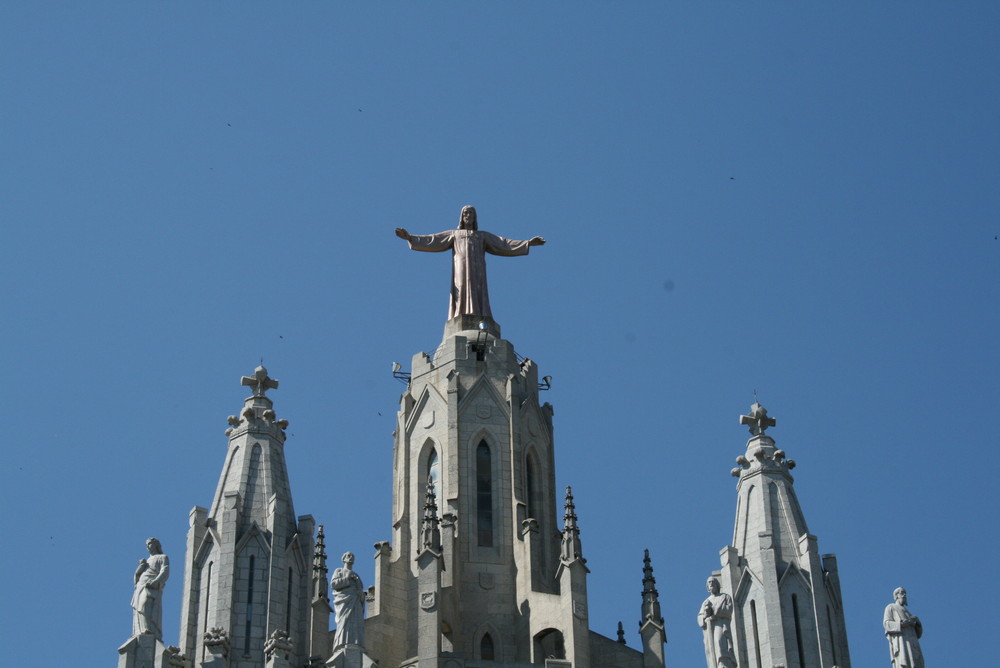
[{"xmin": 415, "ymin": 547, "xmax": 443, "ymax": 668}]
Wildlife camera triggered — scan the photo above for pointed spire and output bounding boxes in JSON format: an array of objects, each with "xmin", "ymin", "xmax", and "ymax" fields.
[
  {"xmin": 641, "ymin": 549, "xmax": 663, "ymax": 624},
  {"xmin": 616, "ymin": 621, "xmax": 626, "ymax": 644},
  {"xmin": 561, "ymin": 486, "xmax": 584, "ymax": 562},
  {"xmin": 420, "ymin": 475, "xmax": 441, "ymax": 552},
  {"xmin": 312, "ymin": 525, "xmax": 329, "ymax": 602},
  {"xmin": 731, "ymin": 401, "xmax": 797, "ymax": 479}
]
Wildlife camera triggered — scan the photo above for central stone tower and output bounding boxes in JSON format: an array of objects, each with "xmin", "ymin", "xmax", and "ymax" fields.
[
  {"xmin": 368, "ymin": 208, "xmax": 664, "ymax": 668},
  {"xmin": 366, "ymin": 314, "xmax": 589, "ymax": 667}
]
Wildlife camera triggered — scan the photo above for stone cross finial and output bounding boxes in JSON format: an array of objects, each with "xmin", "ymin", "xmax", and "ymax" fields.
[
  {"xmin": 740, "ymin": 402, "xmax": 776, "ymax": 436},
  {"xmin": 241, "ymin": 365, "xmax": 279, "ymax": 397}
]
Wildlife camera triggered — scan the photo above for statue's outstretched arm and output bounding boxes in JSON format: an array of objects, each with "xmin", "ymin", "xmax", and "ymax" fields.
[{"xmin": 405, "ymin": 230, "xmax": 454, "ymax": 253}]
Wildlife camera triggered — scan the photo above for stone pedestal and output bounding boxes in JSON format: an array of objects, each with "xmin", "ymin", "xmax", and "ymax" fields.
[
  {"xmin": 326, "ymin": 643, "xmax": 378, "ymax": 668},
  {"xmin": 118, "ymin": 634, "xmax": 186, "ymax": 668}
]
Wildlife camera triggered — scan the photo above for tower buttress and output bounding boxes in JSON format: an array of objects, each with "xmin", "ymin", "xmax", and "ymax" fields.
[
  {"xmin": 309, "ymin": 525, "xmax": 332, "ymax": 661},
  {"xmin": 556, "ymin": 485, "xmax": 591, "ymax": 668},
  {"xmin": 416, "ymin": 478, "xmax": 444, "ymax": 668}
]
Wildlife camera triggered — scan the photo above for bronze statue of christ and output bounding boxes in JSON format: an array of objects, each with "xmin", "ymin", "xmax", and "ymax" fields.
[{"xmin": 396, "ymin": 205, "xmax": 545, "ymax": 320}]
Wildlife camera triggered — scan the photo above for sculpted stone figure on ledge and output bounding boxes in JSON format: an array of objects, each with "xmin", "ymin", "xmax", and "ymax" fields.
[
  {"xmin": 332, "ymin": 551, "xmax": 365, "ymax": 649},
  {"xmin": 132, "ymin": 537, "xmax": 169, "ymax": 640},
  {"xmin": 884, "ymin": 587, "xmax": 924, "ymax": 668},
  {"xmin": 697, "ymin": 577, "xmax": 736, "ymax": 668},
  {"xmin": 396, "ymin": 205, "xmax": 545, "ymax": 320}
]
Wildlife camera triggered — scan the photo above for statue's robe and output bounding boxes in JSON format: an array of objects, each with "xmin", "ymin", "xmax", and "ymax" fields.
[
  {"xmin": 131, "ymin": 553, "xmax": 169, "ymax": 639},
  {"xmin": 407, "ymin": 229, "xmax": 533, "ymax": 319},
  {"xmin": 697, "ymin": 592, "xmax": 736, "ymax": 668},
  {"xmin": 331, "ymin": 567, "xmax": 365, "ymax": 648},
  {"xmin": 884, "ymin": 602, "xmax": 924, "ymax": 668}
]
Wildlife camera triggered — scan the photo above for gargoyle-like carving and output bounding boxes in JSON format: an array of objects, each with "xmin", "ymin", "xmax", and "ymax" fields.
[{"xmin": 204, "ymin": 627, "xmax": 229, "ymax": 645}]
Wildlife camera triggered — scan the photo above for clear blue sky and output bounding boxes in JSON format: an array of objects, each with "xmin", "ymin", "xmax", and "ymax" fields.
[{"xmin": 2, "ymin": 3, "xmax": 997, "ymax": 665}]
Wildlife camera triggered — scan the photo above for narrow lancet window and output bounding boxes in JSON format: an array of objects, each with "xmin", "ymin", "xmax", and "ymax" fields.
[
  {"xmin": 525, "ymin": 455, "xmax": 537, "ymax": 520},
  {"xmin": 827, "ymin": 605, "xmax": 838, "ymax": 666},
  {"xmin": 750, "ymin": 599, "xmax": 763, "ymax": 668},
  {"xmin": 480, "ymin": 633, "xmax": 495, "ymax": 660},
  {"xmin": 476, "ymin": 441, "xmax": 494, "ymax": 547},
  {"xmin": 792, "ymin": 593, "xmax": 806, "ymax": 667},
  {"xmin": 286, "ymin": 567, "xmax": 293, "ymax": 632},
  {"xmin": 245, "ymin": 555, "xmax": 255, "ymax": 654},
  {"xmin": 429, "ymin": 448, "xmax": 440, "ymax": 502},
  {"xmin": 203, "ymin": 561, "xmax": 213, "ymax": 634}
]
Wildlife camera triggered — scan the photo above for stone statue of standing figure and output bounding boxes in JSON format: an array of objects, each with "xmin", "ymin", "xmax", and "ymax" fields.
[
  {"xmin": 697, "ymin": 577, "xmax": 737, "ymax": 668},
  {"xmin": 395, "ymin": 205, "xmax": 545, "ymax": 320},
  {"xmin": 132, "ymin": 537, "xmax": 169, "ymax": 640},
  {"xmin": 884, "ymin": 587, "xmax": 924, "ymax": 668},
  {"xmin": 331, "ymin": 551, "xmax": 365, "ymax": 649}
]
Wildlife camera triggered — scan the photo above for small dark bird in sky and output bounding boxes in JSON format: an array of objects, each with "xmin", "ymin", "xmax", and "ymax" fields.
[
  {"xmin": 358, "ymin": 108, "xmax": 363, "ymax": 112},
  {"xmin": 227, "ymin": 123, "xmax": 231, "ymax": 126},
  {"xmin": 279, "ymin": 335, "xmax": 284, "ymax": 339},
  {"xmin": 378, "ymin": 412, "xmax": 382, "ymax": 416},
  {"xmin": 729, "ymin": 177, "xmax": 734, "ymax": 180}
]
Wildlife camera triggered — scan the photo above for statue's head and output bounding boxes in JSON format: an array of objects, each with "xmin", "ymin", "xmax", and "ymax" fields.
[
  {"xmin": 707, "ymin": 577, "xmax": 721, "ymax": 595},
  {"xmin": 458, "ymin": 206, "xmax": 478, "ymax": 230},
  {"xmin": 146, "ymin": 537, "xmax": 162, "ymax": 554},
  {"xmin": 893, "ymin": 587, "xmax": 907, "ymax": 605},
  {"xmin": 342, "ymin": 551, "xmax": 355, "ymax": 567}
]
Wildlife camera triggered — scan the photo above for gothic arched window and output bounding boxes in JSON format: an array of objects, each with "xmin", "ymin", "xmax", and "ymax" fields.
[
  {"xmin": 480, "ymin": 633, "xmax": 495, "ymax": 661},
  {"xmin": 427, "ymin": 447, "xmax": 442, "ymax": 518},
  {"xmin": 476, "ymin": 441, "xmax": 493, "ymax": 547},
  {"xmin": 525, "ymin": 454, "xmax": 538, "ymax": 520},
  {"xmin": 792, "ymin": 593, "xmax": 806, "ymax": 667},
  {"xmin": 428, "ymin": 447, "xmax": 440, "ymax": 492},
  {"xmin": 750, "ymin": 599, "xmax": 763, "ymax": 668}
]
